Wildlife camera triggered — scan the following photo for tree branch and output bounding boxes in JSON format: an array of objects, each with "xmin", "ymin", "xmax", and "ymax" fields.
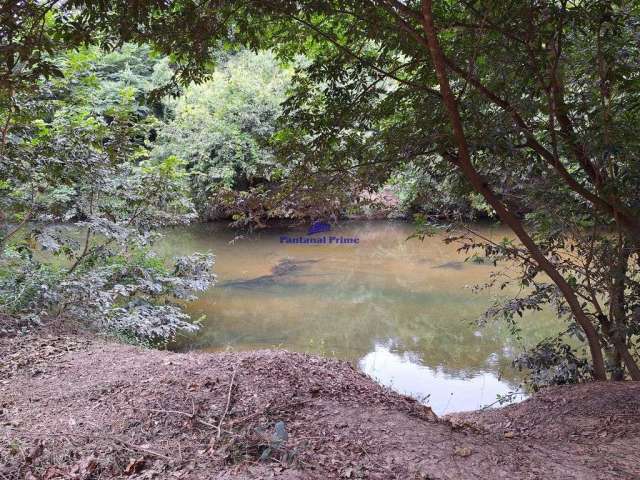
[
  {"xmin": 419, "ymin": 0, "xmax": 607, "ymax": 381},
  {"xmin": 285, "ymin": 13, "xmax": 441, "ymax": 98}
]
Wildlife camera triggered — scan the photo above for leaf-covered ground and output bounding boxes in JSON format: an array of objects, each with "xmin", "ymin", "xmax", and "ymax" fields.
[{"xmin": 1, "ymin": 331, "xmax": 638, "ymax": 479}]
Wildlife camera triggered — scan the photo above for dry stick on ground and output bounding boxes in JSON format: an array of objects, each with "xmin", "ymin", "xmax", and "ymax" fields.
[
  {"xmin": 143, "ymin": 407, "xmax": 217, "ymax": 429},
  {"xmin": 5, "ymin": 428, "xmax": 172, "ymax": 461},
  {"xmin": 217, "ymin": 365, "xmax": 239, "ymax": 440},
  {"xmin": 141, "ymin": 406, "xmax": 262, "ymax": 436},
  {"xmin": 228, "ymin": 402, "xmax": 273, "ymax": 427}
]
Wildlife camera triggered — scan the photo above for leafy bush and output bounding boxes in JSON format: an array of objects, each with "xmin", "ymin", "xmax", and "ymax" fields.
[
  {"xmin": 57, "ymin": 251, "xmax": 214, "ymax": 342},
  {"xmin": 0, "ymin": 247, "xmax": 214, "ymax": 342},
  {"xmin": 0, "ymin": 45, "xmax": 214, "ymax": 342},
  {"xmin": 0, "ymin": 248, "xmax": 64, "ymax": 324},
  {"xmin": 514, "ymin": 337, "xmax": 592, "ymax": 391}
]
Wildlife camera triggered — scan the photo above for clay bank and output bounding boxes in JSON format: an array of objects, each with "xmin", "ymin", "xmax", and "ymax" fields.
[{"xmin": 1, "ymin": 332, "xmax": 639, "ymax": 480}]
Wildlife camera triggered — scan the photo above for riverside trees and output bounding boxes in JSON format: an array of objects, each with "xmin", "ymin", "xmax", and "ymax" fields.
[
  {"xmin": 266, "ymin": 0, "xmax": 640, "ymax": 382},
  {"xmin": 0, "ymin": 5, "xmax": 215, "ymax": 341},
  {"xmin": 2, "ymin": 1, "xmax": 640, "ymax": 380}
]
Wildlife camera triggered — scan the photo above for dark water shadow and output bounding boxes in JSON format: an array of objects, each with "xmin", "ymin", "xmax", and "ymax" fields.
[{"xmin": 220, "ymin": 257, "xmax": 323, "ymax": 289}]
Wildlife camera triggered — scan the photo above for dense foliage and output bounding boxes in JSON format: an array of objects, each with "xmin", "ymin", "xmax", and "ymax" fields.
[
  {"xmin": 151, "ymin": 50, "xmax": 292, "ymax": 221},
  {"xmin": 0, "ymin": 41, "xmax": 214, "ymax": 342},
  {"xmin": 2, "ymin": 0, "xmax": 640, "ymax": 384}
]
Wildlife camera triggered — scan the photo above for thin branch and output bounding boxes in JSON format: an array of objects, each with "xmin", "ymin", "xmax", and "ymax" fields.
[
  {"xmin": 456, "ymin": 223, "xmax": 532, "ymax": 264},
  {"xmin": 6, "ymin": 427, "xmax": 171, "ymax": 461},
  {"xmin": 285, "ymin": 13, "xmax": 440, "ymax": 98},
  {"xmin": 217, "ymin": 365, "xmax": 238, "ymax": 440},
  {"xmin": 142, "ymin": 407, "xmax": 217, "ymax": 429},
  {"xmin": 1, "ymin": 210, "xmax": 32, "ymax": 248}
]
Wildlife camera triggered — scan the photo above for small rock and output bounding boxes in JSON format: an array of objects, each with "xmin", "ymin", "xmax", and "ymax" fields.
[{"xmin": 454, "ymin": 446, "xmax": 472, "ymax": 457}]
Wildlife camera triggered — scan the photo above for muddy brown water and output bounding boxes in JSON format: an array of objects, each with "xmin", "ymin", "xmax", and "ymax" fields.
[{"xmin": 157, "ymin": 220, "xmax": 562, "ymax": 414}]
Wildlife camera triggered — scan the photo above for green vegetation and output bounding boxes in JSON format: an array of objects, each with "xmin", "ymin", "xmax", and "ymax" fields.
[
  {"xmin": 151, "ymin": 50, "xmax": 292, "ymax": 222},
  {"xmin": 0, "ymin": 38, "xmax": 213, "ymax": 342},
  {"xmin": 2, "ymin": 1, "xmax": 640, "ymax": 386}
]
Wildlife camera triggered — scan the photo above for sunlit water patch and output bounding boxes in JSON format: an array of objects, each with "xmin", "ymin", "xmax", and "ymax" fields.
[
  {"xmin": 157, "ymin": 221, "xmax": 560, "ymax": 414},
  {"xmin": 360, "ymin": 343, "xmax": 526, "ymax": 413}
]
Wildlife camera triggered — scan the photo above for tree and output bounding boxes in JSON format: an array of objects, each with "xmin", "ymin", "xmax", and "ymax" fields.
[
  {"xmin": 267, "ymin": 0, "xmax": 640, "ymax": 381},
  {"xmin": 1, "ymin": 16, "xmax": 214, "ymax": 341},
  {"xmin": 152, "ymin": 50, "xmax": 291, "ymax": 220},
  {"xmin": 416, "ymin": 0, "xmax": 640, "ymax": 380},
  {"xmin": 3, "ymin": 0, "xmax": 639, "ymax": 379}
]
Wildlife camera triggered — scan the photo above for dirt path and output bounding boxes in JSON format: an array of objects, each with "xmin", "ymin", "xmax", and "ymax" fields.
[{"xmin": 1, "ymin": 333, "xmax": 639, "ymax": 479}]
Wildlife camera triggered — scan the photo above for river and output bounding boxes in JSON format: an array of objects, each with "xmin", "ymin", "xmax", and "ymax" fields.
[{"xmin": 157, "ymin": 220, "xmax": 562, "ymax": 414}]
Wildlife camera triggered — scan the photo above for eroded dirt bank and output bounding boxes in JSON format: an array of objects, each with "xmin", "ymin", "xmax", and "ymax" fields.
[{"xmin": 1, "ymin": 333, "xmax": 639, "ymax": 479}]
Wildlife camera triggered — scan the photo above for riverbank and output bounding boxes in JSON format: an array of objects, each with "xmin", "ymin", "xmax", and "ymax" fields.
[{"xmin": 1, "ymin": 331, "xmax": 638, "ymax": 479}]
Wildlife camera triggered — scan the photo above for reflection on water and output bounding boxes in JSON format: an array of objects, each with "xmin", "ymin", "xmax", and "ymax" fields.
[
  {"xmin": 360, "ymin": 343, "xmax": 526, "ymax": 413},
  {"xmin": 158, "ymin": 221, "xmax": 561, "ymax": 414}
]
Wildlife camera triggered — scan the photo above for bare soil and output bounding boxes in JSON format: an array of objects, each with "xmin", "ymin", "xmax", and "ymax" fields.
[{"xmin": 1, "ymin": 331, "xmax": 639, "ymax": 479}]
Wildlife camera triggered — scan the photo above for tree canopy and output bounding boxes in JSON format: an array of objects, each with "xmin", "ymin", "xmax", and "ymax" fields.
[{"xmin": 2, "ymin": 0, "xmax": 640, "ymax": 381}]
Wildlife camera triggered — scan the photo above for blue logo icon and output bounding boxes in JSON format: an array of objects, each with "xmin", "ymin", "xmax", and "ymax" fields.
[{"xmin": 307, "ymin": 221, "xmax": 331, "ymax": 235}]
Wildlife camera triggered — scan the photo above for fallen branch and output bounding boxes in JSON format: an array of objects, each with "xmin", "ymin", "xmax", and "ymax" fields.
[
  {"xmin": 228, "ymin": 401, "xmax": 273, "ymax": 427},
  {"xmin": 112, "ymin": 438, "xmax": 171, "ymax": 461}
]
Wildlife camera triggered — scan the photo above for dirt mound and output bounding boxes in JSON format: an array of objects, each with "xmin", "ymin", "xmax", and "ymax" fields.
[
  {"xmin": 449, "ymin": 381, "xmax": 640, "ymax": 441},
  {"xmin": 1, "ymin": 333, "xmax": 639, "ymax": 479}
]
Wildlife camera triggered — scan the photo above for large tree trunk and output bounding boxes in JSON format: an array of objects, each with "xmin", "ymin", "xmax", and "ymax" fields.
[
  {"xmin": 420, "ymin": 0, "xmax": 607, "ymax": 380},
  {"xmin": 607, "ymin": 240, "xmax": 640, "ymax": 380}
]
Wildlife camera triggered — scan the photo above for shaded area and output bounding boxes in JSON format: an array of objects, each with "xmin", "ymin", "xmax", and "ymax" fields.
[{"xmin": 220, "ymin": 258, "xmax": 321, "ymax": 289}]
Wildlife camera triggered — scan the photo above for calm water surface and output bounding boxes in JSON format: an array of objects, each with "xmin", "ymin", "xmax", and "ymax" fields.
[{"xmin": 158, "ymin": 221, "xmax": 561, "ymax": 414}]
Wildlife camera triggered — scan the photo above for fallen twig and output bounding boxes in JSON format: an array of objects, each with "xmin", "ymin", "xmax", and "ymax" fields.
[
  {"xmin": 217, "ymin": 365, "xmax": 238, "ymax": 439},
  {"xmin": 112, "ymin": 438, "xmax": 171, "ymax": 461},
  {"xmin": 143, "ymin": 407, "xmax": 217, "ymax": 429},
  {"xmin": 228, "ymin": 401, "xmax": 273, "ymax": 427},
  {"xmin": 5, "ymin": 427, "xmax": 172, "ymax": 461}
]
